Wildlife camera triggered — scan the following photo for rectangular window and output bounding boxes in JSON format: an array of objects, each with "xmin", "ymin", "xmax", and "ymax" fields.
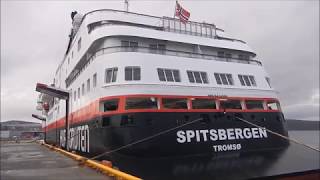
[
  {"xmin": 82, "ymin": 83, "xmax": 85, "ymax": 95},
  {"xmin": 74, "ymin": 91, "xmax": 76, "ymax": 101},
  {"xmin": 267, "ymin": 101, "xmax": 280, "ymax": 110},
  {"xmin": 214, "ymin": 73, "xmax": 222, "ymax": 85},
  {"xmin": 187, "ymin": 71, "xmax": 208, "ymax": 84},
  {"xmin": 162, "ymin": 98, "xmax": 188, "ymax": 109},
  {"xmin": 93, "ymin": 73, "xmax": 97, "ymax": 88},
  {"xmin": 78, "ymin": 88, "xmax": 80, "ymax": 99},
  {"xmin": 265, "ymin": 77, "xmax": 272, "ymax": 88},
  {"xmin": 187, "ymin": 71, "xmax": 195, "ymax": 83},
  {"xmin": 77, "ymin": 38, "xmax": 81, "ymax": 51},
  {"xmin": 125, "ymin": 66, "xmax": 141, "ymax": 81},
  {"xmin": 192, "ymin": 99, "xmax": 216, "ymax": 109},
  {"xmin": 218, "ymin": 51, "xmax": 225, "ymax": 58},
  {"xmin": 219, "ymin": 100, "xmax": 242, "ymax": 110},
  {"xmin": 102, "ymin": 99, "xmax": 119, "ymax": 112},
  {"xmin": 105, "ymin": 67, "xmax": 118, "ymax": 83},
  {"xmin": 87, "ymin": 78, "xmax": 90, "ymax": 92},
  {"xmin": 157, "ymin": 68, "xmax": 166, "ymax": 81},
  {"xmin": 214, "ymin": 73, "xmax": 233, "ymax": 85},
  {"xmin": 122, "ymin": 40, "xmax": 138, "ymax": 51},
  {"xmin": 245, "ymin": 100, "xmax": 264, "ymax": 110},
  {"xmin": 157, "ymin": 68, "xmax": 181, "ymax": 82},
  {"xmin": 225, "ymin": 53, "xmax": 232, "ymax": 59},
  {"xmin": 121, "ymin": 40, "xmax": 129, "ymax": 47},
  {"xmin": 238, "ymin": 75, "xmax": 256, "ymax": 87},
  {"xmin": 238, "ymin": 75, "xmax": 245, "ymax": 86},
  {"xmin": 125, "ymin": 97, "xmax": 158, "ymax": 110}
]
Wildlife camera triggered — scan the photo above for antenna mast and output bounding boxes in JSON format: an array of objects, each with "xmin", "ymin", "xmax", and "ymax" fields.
[{"xmin": 124, "ymin": 0, "xmax": 129, "ymax": 12}]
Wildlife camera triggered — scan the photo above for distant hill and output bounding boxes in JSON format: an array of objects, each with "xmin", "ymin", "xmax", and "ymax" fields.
[{"xmin": 286, "ymin": 119, "xmax": 320, "ymax": 130}]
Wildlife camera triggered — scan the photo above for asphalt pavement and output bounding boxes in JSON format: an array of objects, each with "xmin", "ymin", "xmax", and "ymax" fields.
[{"xmin": 0, "ymin": 142, "xmax": 110, "ymax": 180}]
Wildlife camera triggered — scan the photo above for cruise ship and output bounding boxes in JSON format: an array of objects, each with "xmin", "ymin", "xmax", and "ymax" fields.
[{"xmin": 36, "ymin": 8, "xmax": 289, "ymax": 158}]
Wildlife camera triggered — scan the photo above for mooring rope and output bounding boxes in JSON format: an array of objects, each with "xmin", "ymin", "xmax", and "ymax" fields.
[
  {"xmin": 233, "ymin": 115, "xmax": 320, "ymax": 152},
  {"xmin": 91, "ymin": 117, "xmax": 204, "ymax": 160}
]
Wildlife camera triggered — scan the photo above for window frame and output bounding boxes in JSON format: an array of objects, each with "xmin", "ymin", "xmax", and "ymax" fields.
[{"xmin": 105, "ymin": 67, "xmax": 118, "ymax": 83}]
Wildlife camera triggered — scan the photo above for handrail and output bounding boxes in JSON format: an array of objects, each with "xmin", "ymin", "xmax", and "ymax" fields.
[{"xmin": 66, "ymin": 45, "xmax": 262, "ymax": 87}]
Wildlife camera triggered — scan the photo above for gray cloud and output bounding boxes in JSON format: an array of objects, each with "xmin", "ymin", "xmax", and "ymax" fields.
[{"xmin": 1, "ymin": 1, "xmax": 319, "ymax": 122}]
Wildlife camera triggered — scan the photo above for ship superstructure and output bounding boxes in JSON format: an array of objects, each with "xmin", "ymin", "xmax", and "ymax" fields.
[{"xmin": 37, "ymin": 9, "xmax": 288, "ymax": 157}]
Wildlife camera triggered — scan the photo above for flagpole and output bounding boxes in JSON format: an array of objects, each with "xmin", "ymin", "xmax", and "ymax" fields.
[{"xmin": 173, "ymin": 0, "xmax": 177, "ymax": 18}]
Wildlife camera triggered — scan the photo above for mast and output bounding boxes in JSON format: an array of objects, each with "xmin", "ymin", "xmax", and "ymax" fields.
[{"xmin": 124, "ymin": 0, "xmax": 129, "ymax": 12}]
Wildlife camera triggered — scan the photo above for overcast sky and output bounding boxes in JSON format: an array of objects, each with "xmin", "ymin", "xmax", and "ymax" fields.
[{"xmin": 1, "ymin": 0, "xmax": 319, "ymax": 123}]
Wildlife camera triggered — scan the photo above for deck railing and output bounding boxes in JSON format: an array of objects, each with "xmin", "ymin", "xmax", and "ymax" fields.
[{"xmin": 66, "ymin": 45, "xmax": 262, "ymax": 87}]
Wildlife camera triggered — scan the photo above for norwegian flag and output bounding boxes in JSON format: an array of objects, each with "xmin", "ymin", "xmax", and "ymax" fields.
[{"xmin": 175, "ymin": 1, "xmax": 190, "ymax": 23}]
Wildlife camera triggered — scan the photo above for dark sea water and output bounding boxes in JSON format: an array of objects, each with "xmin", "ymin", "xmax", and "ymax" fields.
[{"xmin": 288, "ymin": 130, "xmax": 320, "ymax": 149}]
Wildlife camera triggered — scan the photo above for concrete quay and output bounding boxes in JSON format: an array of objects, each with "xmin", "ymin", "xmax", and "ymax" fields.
[{"xmin": 0, "ymin": 142, "xmax": 110, "ymax": 180}]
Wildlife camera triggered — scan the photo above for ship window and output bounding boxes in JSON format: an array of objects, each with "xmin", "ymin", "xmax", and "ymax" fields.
[
  {"xmin": 72, "ymin": 51, "xmax": 74, "ymax": 58},
  {"xmin": 125, "ymin": 97, "xmax": 158, "ymax": 110},
  {"xmin": 245, "ymin": 100, "xmax": 264, "ymax": 110},
  {"xmin": 267, "ymin": 101, "xmax": 280, "ymax": 110},
  {"xmin": 125, "ymin": 66, "xmax": 141, "ymax": 81},
  {"xmin": 214, "ymin": 73, "xmax": 233, "ymax": 85},
  {"xmin": 68, "ymin": 58, "xmax": 70, "ymax": 64},
  {"xmin": 93, "ymin": 73, "xmax": 97, "ymax": 88},
  {"xmin": 265, "ymin": 77, "xmax": 272, "ymax": 88},
  {"xmin": 219, "ymin": 100, "xmax": 242, "ymax": 110},
  {"xmin": 82, "ymin": 83, "xmax": 85, "ymax": 95},
  {"xmin": 187, "ymin": 71, "xmax": 208, "ymax": 84},
  {"xmin": 105, "ymin": 67, "xmax": 118, "ymax": 83},
  {"xmin": 192, "ymin": 99, "xmax": 216, "ymax": 109},
  {"xmin": 163, "ymin": 98, "xmax": 188, "ymax": 109},
  {"xmin": 78, "ymin": 88, "xmax": 80, "ymax": 99},
  {"xmin": 87, "ymin": 78, "xmax": 90, "ymax": 92},
  {"xmin": 149, "ymin": 44, "xmax": 166, "ymax": 54},
  {"xmin": 102, "ymin": 99, "xmax": 119, "ymax": 112},
  {"xmin": 218, "ymin": 51, "xmax": 225, "ymax": 58},
  {"xmin": 77, "ymin": 38, "xmax": 81, "ymax": 51},
  {"xmin": 74, "ymin": 91, "xmax": 76, "ymax": 101},
  {"xmin": 225, "ymin": 53, "xmax": 232, "ymax": 59},
  {"xmin": 157, "ymin": 68, "xmax": 181, "ymax": 82},
  {"xmin": 121, "ymin": 40, "xmax": 138, "ymax": 51},
  {"xmin": 238, "ymin": 75, "xmax": 257, "ymax": 87}
]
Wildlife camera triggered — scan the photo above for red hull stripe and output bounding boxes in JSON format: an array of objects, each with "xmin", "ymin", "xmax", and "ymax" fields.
[{"xmin": 44, "ymin": 94, "xmax": 281, "ymax": 132}]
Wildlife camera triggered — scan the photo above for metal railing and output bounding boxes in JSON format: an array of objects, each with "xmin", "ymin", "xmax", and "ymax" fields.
[{"xmin": 66, "ymin": 46, "xmax": 262, "ymax": 87}]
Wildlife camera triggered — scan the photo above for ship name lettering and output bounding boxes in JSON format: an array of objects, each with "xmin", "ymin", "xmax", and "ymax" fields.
[{"xmin": 176, "ymin": 127, "xmax": 267, "ymax": 143}]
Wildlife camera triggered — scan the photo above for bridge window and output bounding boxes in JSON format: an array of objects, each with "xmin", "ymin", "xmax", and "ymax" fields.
[
  {"xmin": 105, "ymin": 67, "xmax": 118, "ymax": 83},
  {"xmin": 77, "ymin": 38, "xmax": 81, "ymax": 51},
  {"xmin": 125, "ymin": 97, "xmax": 158, "ymax": 110},
  {"xmin": 265, "ymin": 77, "xmax": 272, "ymax": 88},
  {"xmin": 219, "ymin": 100, "xmax": 242, "ymax": 110},
  {"xmin": 162, "ymin": 98, "xmax": 188, "ymax": 109},
  {"xmin": 82, "ymin": 83, "xmax": 85, "ymax": 95},
  {"xmin": 101, "ymin": 99, "xmax": 119, "ymax": 112},
  {"xmin": 192, "ymin": 98, "xmax": 216, "ymax": 109},
  {"xmin": 245, "ymin": 100, "xmax": 264, "ymax": 110},
  {"xmin": 77, "ymin": 87, "xmax": 80, "ymax": 99},
  {"xmin": 121, "ymin": 40, "xmax": 138, "ymax": 51},
  {"xmin": 157, "ymin": 68, "xmax": 181, "ymax": 82},
  {"xmin": 214, "ymin": 73, "xmax": 234, "ymax": 85},
  {"xmin": 125, "ymin": 66, "xmax": 141, "ymax": 81},
  {"xmin": 267, "ymin": 101, "xmax": 280, "ymax": 110},
  {"xmin": 74, "ymin": 91, "xmax": 76, "ymax": 101},
  {"xmin": 93, "ymin": 73, "xmax": 97, "ymax": 88},
  {"xmin": 149, "ymin": 44, "xmax": 166, "ymax": 54},
  {"xmin": 87, "ymin": 78, "xmax": 90, "ymax": 92},
  {"xmin": 187, "ymin": 71, "xmax": 208, "ymax": 84},
  {"xmin": 238, "ymin": 75, "xmax": 256, "ymax": 86},
  {"xmin": 218, "ymin": 51, "xmax": 225, "ymax": 58}
]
